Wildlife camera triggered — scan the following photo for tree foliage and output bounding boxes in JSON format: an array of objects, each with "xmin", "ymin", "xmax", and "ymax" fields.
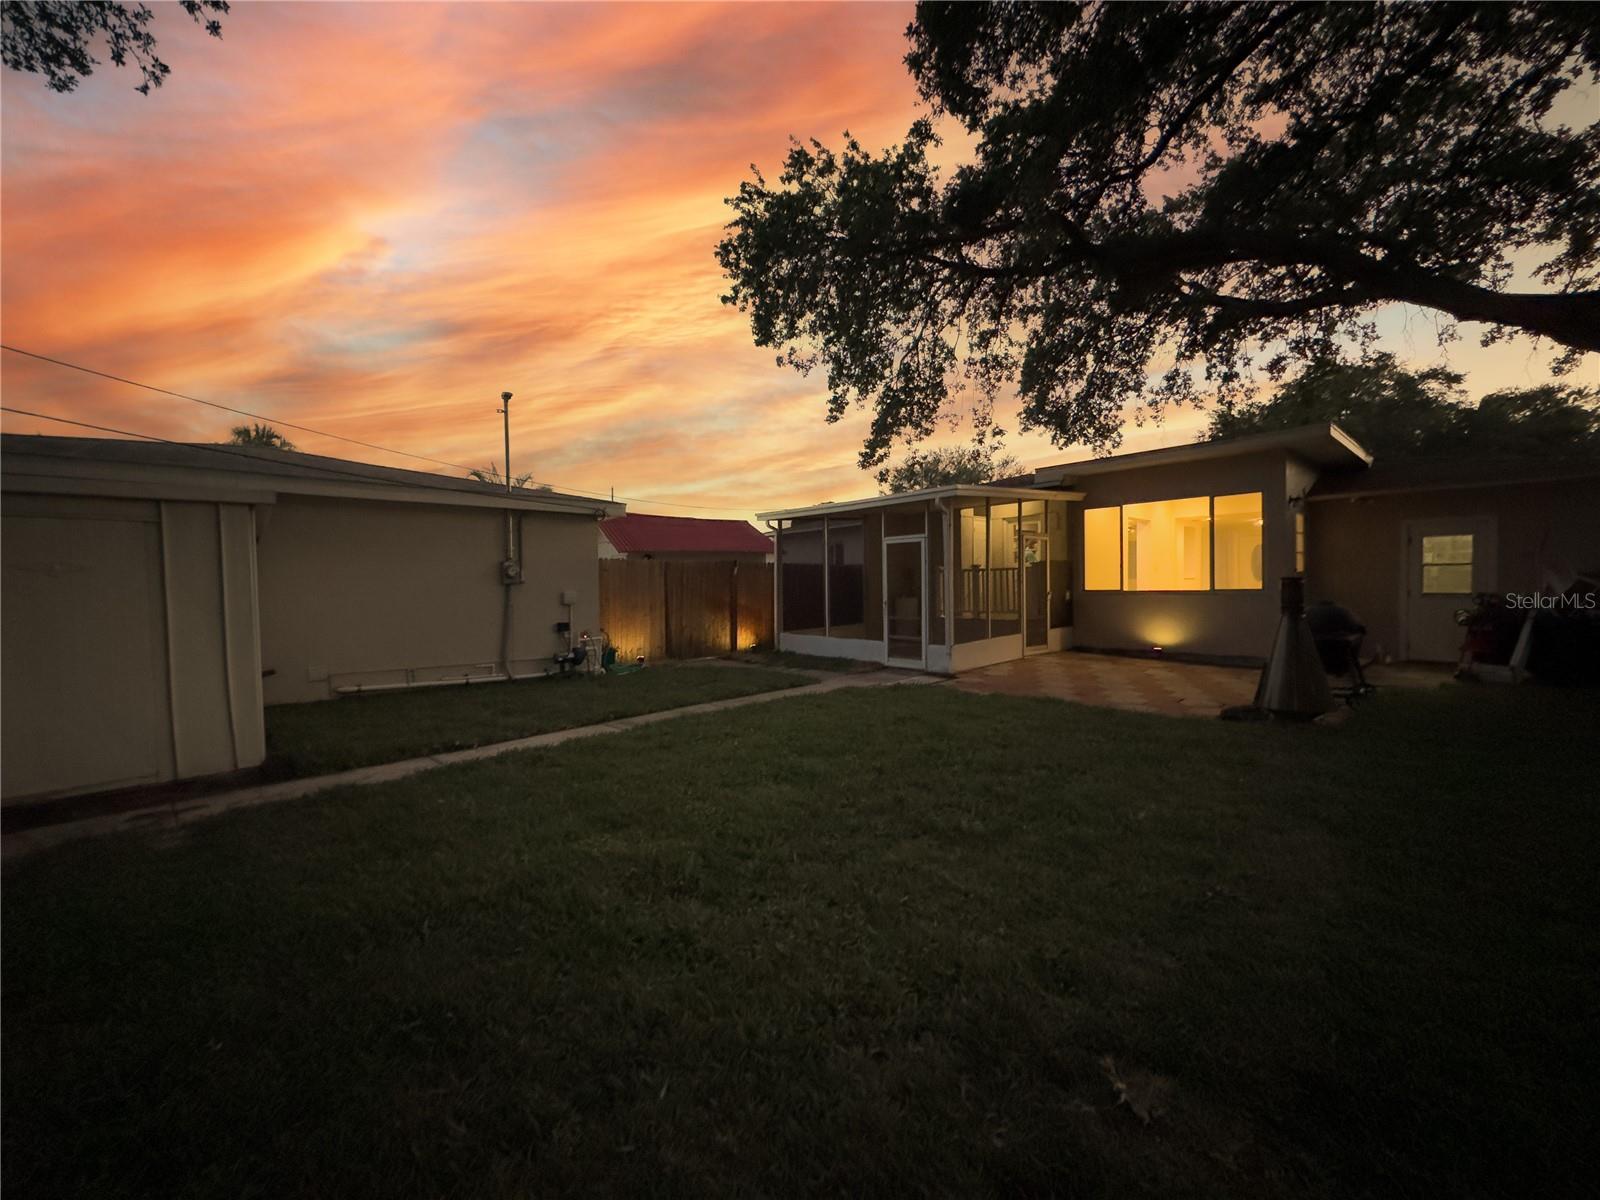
[
  {"xmin": 228, "ymin": 422, "xmax": 295, "ymax": 451},
  {"xmin": 718, "ymin": 2, "xmax": 1600, "ymax": 468},
  {"xmin": 468, "ymin": 463, "xmax": 537, "ymax": 489},
  {"xmin": 877, "ymin": 444, "xmax": 1023, "ymax": 493},
  {"xmin": 2, "ymin": 1, "xmax": 228, "ymax": 94},
  {"xmin": 1208, "ymin": 354, "xmax": 1600, "ymax": 461}
]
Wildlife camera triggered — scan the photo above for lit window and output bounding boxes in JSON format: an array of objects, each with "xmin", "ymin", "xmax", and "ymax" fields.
[
  {"xmin": 1083, "ymin": 507, "xmax": 1120, "ymax": 590},
  {"xmin": 1294, "ymin": 510, "xmax": 1306, "ymax": 574},
  {"xmin": 1421, "ymin": 534, "xmax": 1473, "ymax": 594},
  {"xmin": 1123, "ymin": 496, "xmax": 1210, "ymax": 591},
  {"xmin": 1213, "ymin": 492, "xmax": 1264, "ymax": 590}
]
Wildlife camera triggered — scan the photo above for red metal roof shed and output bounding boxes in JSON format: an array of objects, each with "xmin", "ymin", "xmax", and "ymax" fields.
[{"xmin": 600, "ymin": 513, "xmax": 771, "ymax": 555}]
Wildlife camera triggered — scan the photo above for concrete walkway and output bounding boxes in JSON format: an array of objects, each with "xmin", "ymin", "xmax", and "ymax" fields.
[{"xmin": 3, "ymin": 668, "xmax": 938, "ymax": 861}]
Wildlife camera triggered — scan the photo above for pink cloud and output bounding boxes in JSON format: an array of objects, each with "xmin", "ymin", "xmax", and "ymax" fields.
[{"xmin": 3, "ymin": 2, "xmax": 1586, "ymax": 523}]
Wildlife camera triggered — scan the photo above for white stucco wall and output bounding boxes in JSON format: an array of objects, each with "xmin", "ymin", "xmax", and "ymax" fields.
[
  {"xmin": 1067, "ymin": 451, "xmax": 1298, "ymax": 661},
  {"xmin": 255, "ymin": 495, "xmax": 602, "ymax": 704},
  {"xmin": 1, "ymin": 494, "xmax": 264, "ymax": 801}
]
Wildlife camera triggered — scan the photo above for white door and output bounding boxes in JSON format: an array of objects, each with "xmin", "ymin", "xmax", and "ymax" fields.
[
  {"xmin": 883, "ymin": 535, "xmax": 926, "ymax": 668},
  {"xmin": 1402, "ymin": 517, "xmax": 1496, "ymax": 662}
]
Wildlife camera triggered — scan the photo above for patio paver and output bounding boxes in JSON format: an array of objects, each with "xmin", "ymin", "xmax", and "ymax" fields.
[{"xmin": 952, "ymin": 651, "xmax": 1258, "ymax": 717}]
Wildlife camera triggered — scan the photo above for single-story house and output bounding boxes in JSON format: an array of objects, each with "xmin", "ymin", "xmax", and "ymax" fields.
[
  {"xmin": 1303, "ymin": 456, "xmax": 1600, "ymax": 661},
  {"xmin": 599, "ymin": 513, "xmax": 773, "ymax": 562},
  {"xmin": 1, "ymin": 434, "xmax": 621, "ymax": 803},
  {"xmin": 757, "ymin": 424, "xmax": 1600, "ymax": 671}
]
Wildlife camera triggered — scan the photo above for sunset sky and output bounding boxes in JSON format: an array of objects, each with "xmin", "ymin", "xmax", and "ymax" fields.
[{"xmin": 2, "ymin": 2, "xmax": 1590, "ymax": 520}]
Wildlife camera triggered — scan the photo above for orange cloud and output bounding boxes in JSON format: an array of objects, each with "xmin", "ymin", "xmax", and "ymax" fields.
[{"xmin": 2, "ymin": 2, "xmax": 1588, "ymax": 523}]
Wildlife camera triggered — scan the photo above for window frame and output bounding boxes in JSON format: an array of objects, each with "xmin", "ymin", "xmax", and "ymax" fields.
[
  {"xmin": 1082, "ymin": 491, "xmax": 1267, "ymax": 594},
  {"xmin": 1211, "ymin": 492, "xmax": 1264, "ymax": 592},
  {"xmin": 1082, "ymin": 505, "xmax": 1122, "ymax": 592}
]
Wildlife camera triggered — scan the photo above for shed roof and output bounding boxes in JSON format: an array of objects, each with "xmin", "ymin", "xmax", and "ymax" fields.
[
  {"xmin": 600, "ymin": 513, "xmax": 772, "ymax": 555},
  {"xmin": 0, "ymin": 434, "xmax": 624, "ymax": 516}
]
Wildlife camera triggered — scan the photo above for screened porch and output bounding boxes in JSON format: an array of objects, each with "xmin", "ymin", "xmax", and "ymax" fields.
[{"xmin": 758, "ymin": 486, "xmax": 1080, "ymax": 673}]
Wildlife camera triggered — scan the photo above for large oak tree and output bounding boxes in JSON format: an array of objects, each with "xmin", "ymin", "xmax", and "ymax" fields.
[
  {"xmin": 2, "ymin": 1, "xmax": 228, "ymax": 94},
  {"xmin": 718, "ymin": 2, "xmax": 1600, "ymax": 467}
]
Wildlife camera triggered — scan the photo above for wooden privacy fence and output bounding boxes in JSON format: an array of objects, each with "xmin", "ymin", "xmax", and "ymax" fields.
[{"xmin": 599, "ymin": 560, "xmax": 774, "ymax": 661}]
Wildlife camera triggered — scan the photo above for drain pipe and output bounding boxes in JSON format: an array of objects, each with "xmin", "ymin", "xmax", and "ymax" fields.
[
  {"xmin": 765, "ymin": 518, "xmax": 781, "ymax": 651},
  {"xmin": 336, "ymin": 671, "xmax": 531, "ymax": 696},
  {"xmin": 497, "ymin": 391, "xmax": 519, "ymax": 680},
  {"xmin": 500, "ymin": 509, "xmax": 519, "ymax": 678}
]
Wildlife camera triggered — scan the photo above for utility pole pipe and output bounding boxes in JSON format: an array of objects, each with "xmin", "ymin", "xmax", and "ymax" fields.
[{"xmin": 499, "ymin": 391, "xmax": 513, "ymax": 493}]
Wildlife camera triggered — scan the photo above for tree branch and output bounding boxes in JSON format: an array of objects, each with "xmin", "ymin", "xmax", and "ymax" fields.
[{"xmin": 1090, "ymin": 3, "xmax": 1308, "ymax": 196}]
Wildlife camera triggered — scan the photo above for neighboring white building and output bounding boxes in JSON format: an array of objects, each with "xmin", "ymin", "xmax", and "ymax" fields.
[{"xmin": 2, "ymin": 435, "xmax": 621, "ymax": 803}]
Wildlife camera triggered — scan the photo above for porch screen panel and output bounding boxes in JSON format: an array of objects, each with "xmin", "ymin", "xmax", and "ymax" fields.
[
  {"xmin": 883, "ymin": 505, "xmax": 926, "ymax": 537},
  {"xmin": 927, "ymin": 505, "xmax": 946, "ymax": 645},
  {"xmin": 1048, "ymin": 502, "xmax": 1071, "ymax": 627},
  {"xmin": 954, "ymin": 502, "xmax": 988, "ymax": 643},
  {"xmin": 987, "ymin": 502, "xmax": 1021, "ymax": 636},
  {"xmin": 862, "ymin": 512, "xmax": 885, "ymax": 640},
  {"xmin": 826, "ymin": 518, "xmax": 865, "ymax": 636},
  {"xmin": 1213, "ymin": 493, "xmax": 1263, "ymax": 589},
  {"xmin": 779, "ymin": 519, "xmax": 825, "ymax": 634},
  {"xmin": 1020, "ymin": 500, "xmax": 1048, "ymax": 644}
]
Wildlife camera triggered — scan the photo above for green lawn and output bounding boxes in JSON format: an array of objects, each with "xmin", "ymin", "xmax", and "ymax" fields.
[
  {"xmin": 260, "ymin": 663, "xmax": 807, "ymax": 778},
  {"xmin": 5, "ymin": 684, "xmax": 1597, "ymax": 1198},
  {"xmin": 729, "ymin": 648, "xmax": 879, "ymax": 673}
]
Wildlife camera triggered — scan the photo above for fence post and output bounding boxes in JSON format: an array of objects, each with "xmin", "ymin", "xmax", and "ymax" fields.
[
  {"xmin": 729, "ymin": 561, "xmax": 739, "ymax": 653},
  {"xmin": 662, "ymin": 561, "xmax": 673, "ymax": 659}
]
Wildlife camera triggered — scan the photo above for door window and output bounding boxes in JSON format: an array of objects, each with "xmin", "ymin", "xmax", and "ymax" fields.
[{"xmin": 1420, "ymin": 534, "xmax": 1473, "ymax": 594}]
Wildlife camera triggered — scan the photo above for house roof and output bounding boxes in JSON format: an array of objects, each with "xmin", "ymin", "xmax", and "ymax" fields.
[
  {"xmin": 1030, "ymin": 422, "xmax": 1371, "ymax": 484},
  {"xmin": 600, "ymin": 513, "xmax": 772, "ymax": 555},
  {"xmin": 757, "ymin": 483, "xmax": 1084, "ymax": 523},
  {"xmin": 1309, "ymin": 454, "xmax": 1600, "ymax": 500},
  {"xmin": 984, "ymin": 471, "xmax": 1038, "ymax": 489},
  {"xmin": 0, "ymin": 434, "xmax": 625, "ymax": 516}
]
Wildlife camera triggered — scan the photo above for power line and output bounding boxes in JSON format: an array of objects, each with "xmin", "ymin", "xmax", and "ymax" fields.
[
  {"xmin": 0, "ymin": 343, "xmax": 764, "ymax": 515},
  {"xmin": 1, "ymin": 343, "xmax": 479, "ymax": 474},
  {"xmin": 0, "ymin": 405, "xmax": 609, "ymax": 508}
]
